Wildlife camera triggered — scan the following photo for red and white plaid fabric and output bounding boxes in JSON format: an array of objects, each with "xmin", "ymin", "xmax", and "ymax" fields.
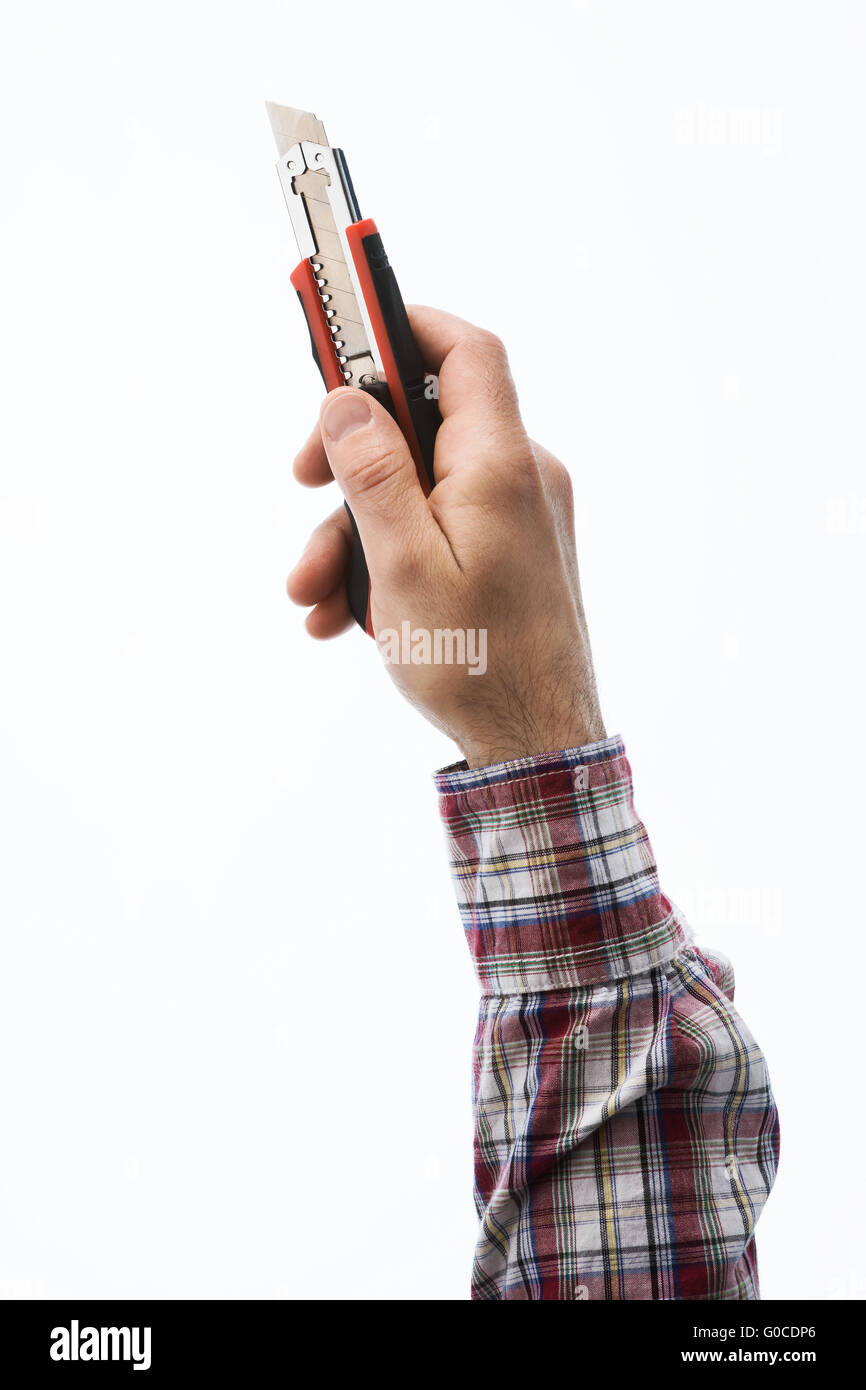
[{"xmin": 435, "ymin": 736, "xmax": 780, "ymax": 1301}]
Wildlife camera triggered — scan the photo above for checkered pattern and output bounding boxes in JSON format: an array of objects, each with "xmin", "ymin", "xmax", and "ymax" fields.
[{"xmin": 435, "ymin": 736, "xmax": 780, "ymax": 1301}]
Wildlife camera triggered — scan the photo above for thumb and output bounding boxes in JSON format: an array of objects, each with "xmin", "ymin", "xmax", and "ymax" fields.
[{"xmin": 319, "ymin": 387, "xmax": 434, "ymax": 575}]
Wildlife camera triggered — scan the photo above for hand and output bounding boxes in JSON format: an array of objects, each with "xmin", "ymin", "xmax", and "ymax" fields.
[{"xmin": 287, "ymin": 306, "xmax": 605, "ymax": 768}]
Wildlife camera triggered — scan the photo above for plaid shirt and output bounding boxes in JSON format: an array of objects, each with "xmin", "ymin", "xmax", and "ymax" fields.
[{"xmin": 435, "ymin": 735, "xmax": 780, "ymax": 1301}]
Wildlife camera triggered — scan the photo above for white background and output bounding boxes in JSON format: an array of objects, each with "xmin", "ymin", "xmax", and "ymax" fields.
[{"xmin": 1, "ymin": 0, "xmax": 864, "ymax": 1300}]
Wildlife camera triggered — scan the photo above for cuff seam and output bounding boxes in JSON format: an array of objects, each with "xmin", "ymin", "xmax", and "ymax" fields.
[{"xmin": 434, "ymin": 734, "xmax": 625, "ymax": 793}]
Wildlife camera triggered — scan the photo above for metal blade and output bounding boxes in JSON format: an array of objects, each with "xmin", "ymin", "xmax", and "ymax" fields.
[
  {"xmin": 292, "ymin": 167, "xmax": 371, "ymax": 364},
  {"xmin": 265, "ymin": 102, "xmax": 328, "ymax": 156},
  {"xmin": 267, "ymin": 103, "xmax": 379, "ymax": 388}
]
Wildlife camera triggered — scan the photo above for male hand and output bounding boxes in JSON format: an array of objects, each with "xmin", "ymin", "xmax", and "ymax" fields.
[{"xmin": 287, "ymin": 306, "xmax": 605, "ymax": 768}]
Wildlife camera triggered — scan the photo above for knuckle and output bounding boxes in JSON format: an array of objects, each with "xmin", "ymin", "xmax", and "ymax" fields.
[
  {"xmin": 478, "ymin": 326, "xmax": 505, "ymax": 355},
  {"xmin": 502, "ymin": 451, "xmax": 545, "ymax": 502},
  {"xmin": 473, "ymin": 327, "xmax": 508, "ymax": 360},
  {"xmin": 468, "ymin": 331, "xmax": 519, "ymax": 415},
  {"xmin": 458, "ymin": 327, "xmax": 509, "ymax": 379},
  {"xmin": 341, "ymin": 439, "xmax": 404, "ymax": 496},
  {"xmin": 549, "ymin": 459, "xmax": 574, "ymax": 506}
]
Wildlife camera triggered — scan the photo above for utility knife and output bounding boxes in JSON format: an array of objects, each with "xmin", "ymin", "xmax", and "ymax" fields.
[{"xmin": 267, "ymin": 103, "xmax": 441, "ymax": 635}]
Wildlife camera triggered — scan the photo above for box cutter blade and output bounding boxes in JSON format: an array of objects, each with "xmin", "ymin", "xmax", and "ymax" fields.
[{"xmin": 267, "ymin": 102, "xmax": 441, "ymax": 636}]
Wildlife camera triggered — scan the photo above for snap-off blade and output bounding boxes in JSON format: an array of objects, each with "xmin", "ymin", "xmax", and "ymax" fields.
[
  {"xmin": 267, "ymin": 102, "xmax": 378, "ymax": 387},
  {"xmin": 265, "ymin": 102, "xmax": 328, "ymax": 156}
]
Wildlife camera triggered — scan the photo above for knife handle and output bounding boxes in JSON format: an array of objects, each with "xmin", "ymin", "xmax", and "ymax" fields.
[{"xmin": 291, "ymin": 219, "xmax": 441, "ymax": 635}]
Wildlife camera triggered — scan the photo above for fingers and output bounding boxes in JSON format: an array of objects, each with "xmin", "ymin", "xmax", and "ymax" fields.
[
  {"xmin": 304, "ymin": 587, "xmax": 354, "ymax": 640},
  {"xmin": 289, "ymin": 308, "xmax": 531, "ymax": 619},
  {"xmin": 294, "ymin": 307, "xmax": 525, "ymax": 494},
  {"xmin": 319, "ymin": 386, "xmax": 446, "ymax": 581},
  {"xmin": 405, "ymin": 305, "xmax": 524, "ymax": 435},
  {"xmin": 287, "ymin": 506, "xmax": 354, "ymax": 640},
  {"xmin": 287, "ymin": 505, "xmax": 352, "ymax": 608},
  {"xmin": 293, "ymin": 421, "xmax": 332, "ymax": 488}
]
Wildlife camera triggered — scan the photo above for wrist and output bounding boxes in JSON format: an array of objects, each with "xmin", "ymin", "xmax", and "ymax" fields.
[{"xmin": 460, "ymin": 708, "xmax": 606, "ymax": 770}]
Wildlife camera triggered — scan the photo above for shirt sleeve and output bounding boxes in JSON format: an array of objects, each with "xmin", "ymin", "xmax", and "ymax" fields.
[{"xmin": 435, "ymin": 736, "xmax": 780, "ymax": 1302}]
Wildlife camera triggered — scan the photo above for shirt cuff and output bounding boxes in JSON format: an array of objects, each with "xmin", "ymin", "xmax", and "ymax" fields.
[{"xmin": 434, "ymin": 736, "xmax": 690, "ymax": 993}]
